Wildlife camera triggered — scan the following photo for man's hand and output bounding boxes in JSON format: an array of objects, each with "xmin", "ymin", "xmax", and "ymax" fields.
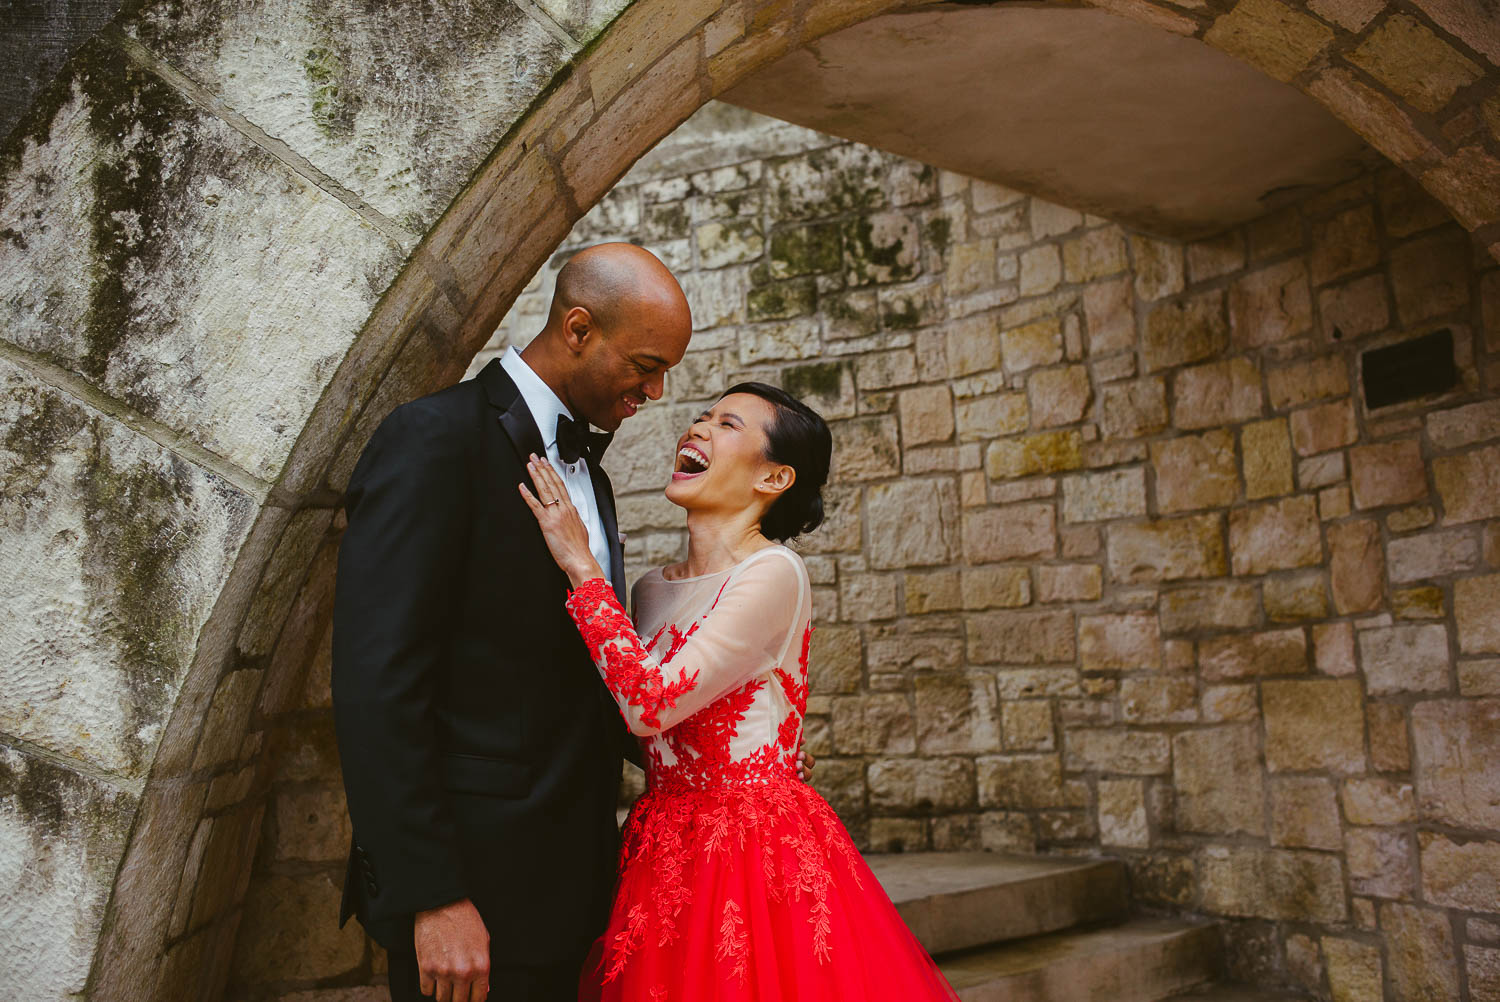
[
  {"xmin": 798, "ymin": 747, "xmax": 816, "ymax": 782},
  {"xmin": 414, "ymin": 898, "xmax": 490, "ymax": 1002}
]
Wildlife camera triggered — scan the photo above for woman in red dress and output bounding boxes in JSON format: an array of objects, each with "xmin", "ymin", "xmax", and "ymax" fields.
[{"xmin": 522, "ymin": 382, "xmax": 959, "ymax": 1002}]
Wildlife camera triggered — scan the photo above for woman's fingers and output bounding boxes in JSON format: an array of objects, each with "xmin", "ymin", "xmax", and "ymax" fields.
[
  {"xmin": 529, "ymin": 455, "xmax": 569, "ymax": 502},
  {"xmin": 518, "ymin": 482, "xmax": 544, "ymax": 515}
]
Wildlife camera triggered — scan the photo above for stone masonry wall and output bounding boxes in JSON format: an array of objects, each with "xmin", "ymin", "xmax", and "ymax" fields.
[{"xmin": 483, "ymin": 104, "xmax": 1492, "ymax": 999}]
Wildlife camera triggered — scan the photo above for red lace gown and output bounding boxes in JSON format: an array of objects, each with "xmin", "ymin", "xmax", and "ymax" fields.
[{"xmin": 565, "ymin": 545, "xmax": 959, "ymax": 1002}]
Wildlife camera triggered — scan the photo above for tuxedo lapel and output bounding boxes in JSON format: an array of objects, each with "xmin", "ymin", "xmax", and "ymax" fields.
[
  {"xmin": 478, "ymin": 359, "xmax": 546, "ymax": 476},
  {"xmin": 587, "ymin": 460, "xmax": 627, "ymax": 606}
]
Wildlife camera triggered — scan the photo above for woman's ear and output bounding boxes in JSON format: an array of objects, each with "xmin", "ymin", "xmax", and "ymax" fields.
[{"xmin": 754, "ymin": 463, "xmax": 796, "ymax": 499}]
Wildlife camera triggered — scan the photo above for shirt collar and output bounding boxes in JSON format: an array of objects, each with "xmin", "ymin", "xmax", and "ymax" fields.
[{"xmin": 500, "ymin": 346, "xmax": 573, "ymax": 450}]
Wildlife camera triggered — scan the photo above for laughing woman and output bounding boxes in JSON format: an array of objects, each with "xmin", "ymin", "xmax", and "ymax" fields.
[{"xmin": 520, "ymin": 382, "xmax": 958, "ymax": 1002}]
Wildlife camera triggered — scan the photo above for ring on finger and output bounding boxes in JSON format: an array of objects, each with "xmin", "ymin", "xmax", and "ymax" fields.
[{"xmin": 544, "ymin": 498, "xmax": 562, "ymax": 507}]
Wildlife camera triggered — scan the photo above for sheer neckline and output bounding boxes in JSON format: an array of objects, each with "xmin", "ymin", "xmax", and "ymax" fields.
[{"xmin": 657, "ymin": 544, "xmax": 788, "ymax": 584}]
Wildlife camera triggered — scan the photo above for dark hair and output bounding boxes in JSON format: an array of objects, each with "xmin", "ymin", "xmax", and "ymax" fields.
[{"xmin": 720, "ymin": 382, "xmax": 832, "ymax": 542}]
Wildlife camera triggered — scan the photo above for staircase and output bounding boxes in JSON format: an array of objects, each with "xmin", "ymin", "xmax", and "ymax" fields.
[{"xmin": 867, "ymin": 853, "xmax": 1306, "ymax": 1002}]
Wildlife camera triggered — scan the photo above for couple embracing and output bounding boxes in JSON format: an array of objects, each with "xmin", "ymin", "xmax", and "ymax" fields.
[{"xmin": 332, "ymin": 244, "xmax": 958, "ymax": 1002}]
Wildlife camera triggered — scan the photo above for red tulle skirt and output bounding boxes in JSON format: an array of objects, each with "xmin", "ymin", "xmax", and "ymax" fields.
[{"xmin": 579, "ymin": 777, "xmax": 959, "ymax": 1001}]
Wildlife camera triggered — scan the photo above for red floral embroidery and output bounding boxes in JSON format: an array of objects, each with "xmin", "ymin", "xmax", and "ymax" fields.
[
  {"xmin": 717, "ymin": 899, "xmax": 748, "ymax": 986},
  {"xmin": 567, "ymin": 579, "xmax": 700, "ymax": 731}
]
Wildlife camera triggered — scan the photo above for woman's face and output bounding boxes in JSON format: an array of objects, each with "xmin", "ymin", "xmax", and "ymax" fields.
[{"xmin": 664, "ymin": 393, "xmax": 792, "ymax": 515}]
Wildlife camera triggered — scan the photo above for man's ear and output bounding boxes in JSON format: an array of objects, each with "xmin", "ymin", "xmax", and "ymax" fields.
[
  {"xmin": 754, "ymin": 464, "xmax": 796, "ymax": 499},
  {"xmin": 561, "ymin": 306, "xmax": 595, "ymax": 353}
]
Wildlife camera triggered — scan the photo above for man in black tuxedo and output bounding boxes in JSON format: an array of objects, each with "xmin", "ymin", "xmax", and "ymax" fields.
[{"xmin": 332, "ymin": 243, "xmax": 693, "ymax": 1002}]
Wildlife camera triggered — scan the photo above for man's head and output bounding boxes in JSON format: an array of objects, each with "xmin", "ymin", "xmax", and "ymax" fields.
[{"xmin": 527, "ymin": 243, "xmax": 692, "ymax": 432}]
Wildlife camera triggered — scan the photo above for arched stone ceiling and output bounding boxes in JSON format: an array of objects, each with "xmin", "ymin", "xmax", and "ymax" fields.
[{"xmin": 722, "ymin": 4, "xmax": 1386, "ymax": 238}]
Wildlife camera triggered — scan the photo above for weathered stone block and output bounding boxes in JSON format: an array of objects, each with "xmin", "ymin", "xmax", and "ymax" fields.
[
  {"xmin": 1175, "ymin": 725, "xmax": 1265, "ymax": 835},
  {"xmin": 1098, "ymin": 778, "xmax": 1150, "ymax": 847},
  {"xmin": 1456, "ymin": 574, "xmax": 1500, "ymax": 654},
  {"xmin": 962, "ymin": 504, "xmax": 1056, "ymax": 563},
  {"xmin": 1267, "ymin": 356, "xmax": 1349, "ymax": 410},
  {"xmin": 1347, "ymin": 13, "xmax": 1483, "ymax": 114},
  {"xmin": 1201, "ymin": 629, "xmax": 1308, "ymax": 680},
  {"xmin": 272, "ymin": 788, "xmax": 351, "ymax": 863},
  {"xmin": 960, "ymin": 565, "xmax": 1033, "ymax": 609},
  {"xmin": 1323, "ymin": 936, "xmax": 1383, "ymax": 1002},
  {"xmin": 898, "ymin": 385, "xmax": 954, "ymax": 446},
  {"xmin": 831, "ymin": 693, "xmax": 915, "ymax": 755},
  {"xmin": 1263, "ymin": 678, "xmax": 1366, "ymax": 773},
  {"xmin": 1387, "ymin": 527, "xmax": 1481, "ymax": 583},
  {"xmin": 1381, "ymin": 902, "xmax": 1460, "ymax": 1001},
  {"xmin": 1229, "ymin": 495, "xmax": 1322, "ymax": 575},
  {"xmin": 1343, "ymin": 777, "xmax": 1415, "ymax": 826},
  {"xmin": 1242, "ymin": 418, "xmax": 1295, "ymax": 500},
  {"xmin": 1413, "ymin": 698, "xmax": 1500, "ymax": 830},
  {"xmin": 1199, "ymin": 846, "xmax": 1347, "ymax": 922},
  {"xmin": 865, "ymin": 479, "xmax": 959, "ymax": 569},
  {"xmin": 1369, "ymin": 701, "xmax": 1411, "ymax": 773},
  {"xmin": 1434, "ymin": 443, "xmax": 1500, "ymax": 524},
  {"xmin": 830, "ymin": 415, "xmax": 900, "ymax": 481},
  {"xmin": 1231, "ymin": 260, "xmax": 1312, "ymax": 346},
  {"xmin": 1002, "ymin": 700, "xmax": 1055, "ymax": 751},
  {"xmin": 1314, "ymin": 620, "xmax": 1357, "ymax": 676},
  {"xmin": 1035, "ymin": 564, "xmax": 1102, "ymax": 604},
  {"xmin": 1079, "ymin": 612, "xmax": 1161, "ymax": 671},
  {"xmin": 193, "ymin": 670, "xmax": 266, "ymax": 770},
  {"xmin": 985, "ymin": 430, "xmax": 1083, "ymax": 479},
  {"xmin": 1264, "ymin": 571, "xmax": 1329, "ymax": 621},
  {"xmin": 1152, "ymin": 431, "xmax": 1238, "ymax": 514},
  {"xmin": 1289, "ymin": 399, "xmax": 1358, "ymax": 456},
  {"xmin": 967, "ymin": 609, "xmax": 1074, "ymax": 665},
  {"xmin": 977, "ymin": 754, "xmax": 1069, "ymax": 808},
  {"xmin": 1063, "ymin": 729, "xmax": 1170, "ymax": 775},
  {"xmin": 1061, "ymin": 468, "xmax": 1147, "ymax": 523},
  {"xmin": 1347, "ymin": 827, "xmax": 1416, "ymax": 899},
  {"xmin": 1062, "ymin": 227, "xmax": 1128, "ymax": 283},
  {"xmin": 1359, "ymin": 624, "xmax": 1452, "ymax": 694},
  {"xmin": 868, "ymin": 757, "xmax": 976, "ymax": 813},
  {"xmin": 955, "ymin": 392, "xmax": 1029, "ymax": 441},
  {"xmin": 914, "ymin": 673, "xmax": 1000, "ymax": 754},
  {"xmin": 843, "ymin": 212, "xmax": 920, "ymax": 286},
  {"xmin": 1141, "ymin": 291, "xmax": 1228, "ymax": 372},
  {"xmin": 1309, "ymin": 205, "xmax": 1381, "ymax": 285},
  {"xmin": 1269, "ymin": 776, "xmax": 1342, "ymax": 850},
  {"xmin": 1173, "ymin": 358, "xmax": 1263, "ymax": 430},
  {"xmin": 1083, "ymin": 278, "xmax": 1136, "ymax": 354},
  {"xmin": 1350, "ymin": 439, "xmax": 1427, "ymax": 509},
  {"xmin": 1096, "ymin": 378, "xmax": 1168, "ymax": 440},
  {"xmin": 769, "ymin": 221, "xmax": 842, "ymax": 278},
  {"xmin": 1328, "ymin": 519, "xmax": 1384, "ymax": 613},
  {"xmin": 809, "ymin": 625, "xmax": 862, "ymax": 694},
  {"xmin": 1019, "ymin": 244, "xmax": 1062, "ymax": 297},
  {"xmin": 1028, "ymin": 365, "xmax": 1092, "ymax": 428},
  {"xmin": 1108, "ymin": 515, "xmax": 1226, "ymax": 583},
  {"xmin": 1390, "ymin": 229, "xmax": 1471, "ymax": 325},
  {"xmin": 1001, "ymin": 318, "xmax": 1064, "ymax": 374}
]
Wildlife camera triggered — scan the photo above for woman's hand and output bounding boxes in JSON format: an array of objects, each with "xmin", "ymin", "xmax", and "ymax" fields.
[{"xmin": 519, "ymin": 455, "xmax": 605, "ymax": 588}]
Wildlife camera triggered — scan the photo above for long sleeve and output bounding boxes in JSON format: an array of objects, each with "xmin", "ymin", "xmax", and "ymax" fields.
[
  {"xmin": 331, "ymin": 403, "xmax": 471, "ymax": 921},
  {"xmin": 565, "ymin": 550, "xmax": 806, "ymax": 737}
]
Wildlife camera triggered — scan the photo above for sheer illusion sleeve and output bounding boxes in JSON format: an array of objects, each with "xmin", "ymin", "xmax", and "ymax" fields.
[{"xmin": 565, "ymin": 549, "xmax": 807, "ymax": 736}]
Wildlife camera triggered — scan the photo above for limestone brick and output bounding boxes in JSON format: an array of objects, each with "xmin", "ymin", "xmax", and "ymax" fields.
[
  {"xmin": 963, "ymin": 503, "xmax": 1056, "ymax": 562},
  {"xmin": 1412, "ymin": 699, "xmax": 1500, "ymax": 829},
  {"xmin": 1002, "ymin": 699, "xmax": 1056, "ymax": 750},
  {"xmin": 1467, "ymin": 946, "xmax": 1500, "ymax": 1002},
  {"xmin": 1427, "ymin": 399, "xmax": 1500, "ymax": 449},
  {"xmin": 1203, "ymin": 683, "xmax": 1259, "ymax": 722},
  {"xmin": 1231, "ymin": 260, "xmax": 1312, "ymax": 346},
  {"xmin": 831, "ymin": 415, "xmax": 900, "ymax": 481},
  {"xmin": 1242, "ymin": 418, "xmax": 1295, "ymax": 499},
  {"xmin": 1368, "ymin": 701, "xmax": 1412, "ymax": 773},
  {"xmin": 1263, "ymin": 678, "xmax": 1367, "ymax": 773},
  {"xmin": 1267, "ymin": 356, "xmax": 1350, "ymax": 410},
  {"xmin": 1328, "ymin": 518, "xmax": 1385, "ymax": 613},
  {"xmin": 1082, "ymin": 277, "xmax": 1136, "ymax": 354},
  {"xmin": 1349, "ymin": 439, "xmax": 1427, "ymax": 510},
  {"xmin": 1130, "ymin": 235, "xmax": 1185, "ymax": 302},
  {"xmin": 1313, "ymin": 621, "xmax": 1357, "ymax": 677},
  {"xmin": 1204, "ymin": 0, "xmax": 1335, "ymax": 82},
  {"xmin": 1079, "ymin": 612, "xmax": 1162, "ymax": 671},
  {"xmin": 1381, "ymin": 902, "xmax": 1461, "ymax": 1001},
  {"xmin": 914, "ymin": 673, "xmax": 1000, "ymax": 753},
  {"xmin": 1034, "ymin": 564, "xmax": 1102, "ymax": 605},
  {"xmin": 1173, "ymin": 357, "xmax": 1263, "ymax": 430},
  {"xmin": 831, "ymin": 693, "xmax": 915, "ymax": 755},
  {"xmin": 955, "ymin": 392, "xmax": 1029, "ymax": 441},
  {"xmin": 1434, "ymin": 443, "xmax": 1500, "ymax": 523},
  {"xmin": 809, "ymin": 625, "xmax": 862, "ymax": 694},
  {"xmin": 1096, "ymin": 378, "xmax": 1169, "ymax": 440},
  {"xmin": 1318, "ymin": 273, "xmax": 1390, "ymax": 341},
  {"xmin": 866, "ymin": 479, "xmax": 959, "ymax": 568},
  {"xmin": 1142, "ymin": 291, "xmax": 1229, "ymax": 373},
  {"xmin": 1387, "ymin": 527, "xmax": 1481, "ymax": 582},
  {"xmin": 1063, "ymin": 729, "xmax": 1171, "ymax": 775},
  {"xmin": 1121, "ymin": 677, "xmax": 1198, "ymax": 724},
  {"xmin": 1001, "ymin": 318, "xmax": 1065, "ymax": 374},
  {"xmin": 985, "ymin": 430, "xmax": 1084, "ymax": 479},
  {"xmin": 1347, "ymin": 14, "xmax": 1483, "ymax": 115},
  {"xmin": 1347, "ymin": 826, "xmax": 1416, "ymax": 898},
  {"xmin": 1306, "ymin": 0, "xmax": 1383, "ymax": 31},
  {"xmin": 1019, "ymin": 244, "xmax": 1062, "ymax": 297},
  {"xmin": 967, "ymin": 609, "xmax": 1074, "ymax": 665},
  {"xmin": 1359, "ymin": 623, "xmax": 1452, "ymax": 694},
  {"xmin": 1343, "ymin": 777, "xmax": 1415, "ymax": 826},
  {"xmin": 1309, "ymin": 206, "xmax": 1381, "ymax": 286},
  {"xmin": 960, "ymin": 565, "xmax": 1033, "ymax": 609},
  {"xmin": 1201, "ymin": 629, "xmax": 1308, "ymax": 680},
  {"xmin": 1269, "ymin": 776, "xmax": 1342, "ymax": 849},
  {"xmin": 977, "ymin": 754, "xmax": 1070, "ymax": 808},
  {"xmin": 1028, "ymin": 365, "xmax": 1092, "ymax": 428},
  {"xmin": 1108, "ymin": 514, "xmax": 1227, "ymax": 582},
  {"xmin": 1264, "ymin": 571, "xmax": 1329, "ymax": 621},
  {"xmin": 1098, "ymin": 778, "xmax": 1150, "ymax": 848},
  {"xmin": 1151, "ymin": 431, "xmax": 1238, "ymax": 514},
  {"xmin": 1230, "ymin": 495, "xmax": 1323, "ymax": 575},
  {"xmin": 868, "ymin": 757, "xmax": 976, "ymax": 813},
  {"xmin": 1456, "ymin": 574, "xmax": 1500, "ymax": 654},
  {"xmin": 1061, "ymin": 468, "xmax": 1147, "ymax": 522},
  {"xmin": 1289, "ymin": 399, "xmax": 1358, "ymax": 456},
  {"xmin": 1062, "ymin": 227, "xmax": 1128, "ymax": 283},
  {"xmin": 1199, "ymin": 846, "xmax": 1347, "ymax": 922},
  {"xmin": 1390, "ymin": 229, "xmax": 1472, "ymax": 325},
  {"xmin": 1174, "ymin": 725, "xmax": 1265, "ymax": 835}
]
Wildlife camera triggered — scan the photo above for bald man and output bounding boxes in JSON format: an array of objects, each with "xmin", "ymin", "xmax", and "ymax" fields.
[{"xmin": 332, "ymin": 245, "xmax": 693, "ymax": 1002}]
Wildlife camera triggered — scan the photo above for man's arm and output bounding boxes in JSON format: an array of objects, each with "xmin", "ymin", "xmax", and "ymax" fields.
[{"xmin": 333, "ymin": 403, "xmax": 472, "ymax": 919}]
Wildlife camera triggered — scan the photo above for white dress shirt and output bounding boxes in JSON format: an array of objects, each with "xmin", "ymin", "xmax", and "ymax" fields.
[{"xmin": 501, "ymin": 347, "xmax": 614, "ymax": 586}]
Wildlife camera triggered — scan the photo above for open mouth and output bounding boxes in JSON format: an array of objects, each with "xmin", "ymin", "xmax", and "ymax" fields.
[
  {"xmin": 622, "ymin": 396, "xmax": 643, "ymax": 417},
  {"xmin": 673, "ymin": 444, "xmax": 710, "ymax": 480}
]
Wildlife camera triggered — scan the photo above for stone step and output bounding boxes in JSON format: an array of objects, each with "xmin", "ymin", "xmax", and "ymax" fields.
[
  {"xmin": 1164, "ymin": 988, "xmax": 1310, "ymax": 1002},
  {"xmin": 937, "ymin": 917, "xmax": 1222, "ymax": 1002},
  {"xmin": 867, "ymin": 852, "xmax": 1128, "ymax": 955}
]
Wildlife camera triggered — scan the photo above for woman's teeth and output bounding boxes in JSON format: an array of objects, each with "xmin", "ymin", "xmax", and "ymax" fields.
[{"xmin": 677, "ymin": 446, "xmax": 709, "ymax": 474}]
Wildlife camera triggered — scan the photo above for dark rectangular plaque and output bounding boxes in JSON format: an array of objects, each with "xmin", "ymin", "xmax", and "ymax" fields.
[{"xmin": 1361, "ymin": 328, "xmax": 1457, "ymax": 410}]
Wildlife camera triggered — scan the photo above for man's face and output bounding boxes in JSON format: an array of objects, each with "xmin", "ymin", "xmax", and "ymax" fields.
[{"xmin": 570, "ymin": 304, "xmax": 691, "ymax": 432}]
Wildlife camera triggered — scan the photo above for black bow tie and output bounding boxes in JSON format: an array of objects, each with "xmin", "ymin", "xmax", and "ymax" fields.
[{"xmin": 555, "ymin": 414, "xmax": 612, "ymax": 466}]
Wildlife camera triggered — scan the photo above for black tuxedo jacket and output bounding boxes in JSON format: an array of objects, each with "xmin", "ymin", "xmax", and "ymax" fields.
[{"xmin": 331, "ymin": 358, "xmax": 631, "ymax": 963}]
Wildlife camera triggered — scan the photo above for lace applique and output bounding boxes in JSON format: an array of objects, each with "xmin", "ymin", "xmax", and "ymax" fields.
[
  {"xmin": 716, "ymin": 899, "xmax": 748, "ymax": 986},
  {"xmin": 567, "ymin": 579, "xmax": 699, "ymax": 731}
]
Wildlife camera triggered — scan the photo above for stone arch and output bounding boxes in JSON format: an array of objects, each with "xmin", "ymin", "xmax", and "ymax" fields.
[{"xmin": 0, "ymin": 0, "xmax": 1496, "ymax": 999}]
